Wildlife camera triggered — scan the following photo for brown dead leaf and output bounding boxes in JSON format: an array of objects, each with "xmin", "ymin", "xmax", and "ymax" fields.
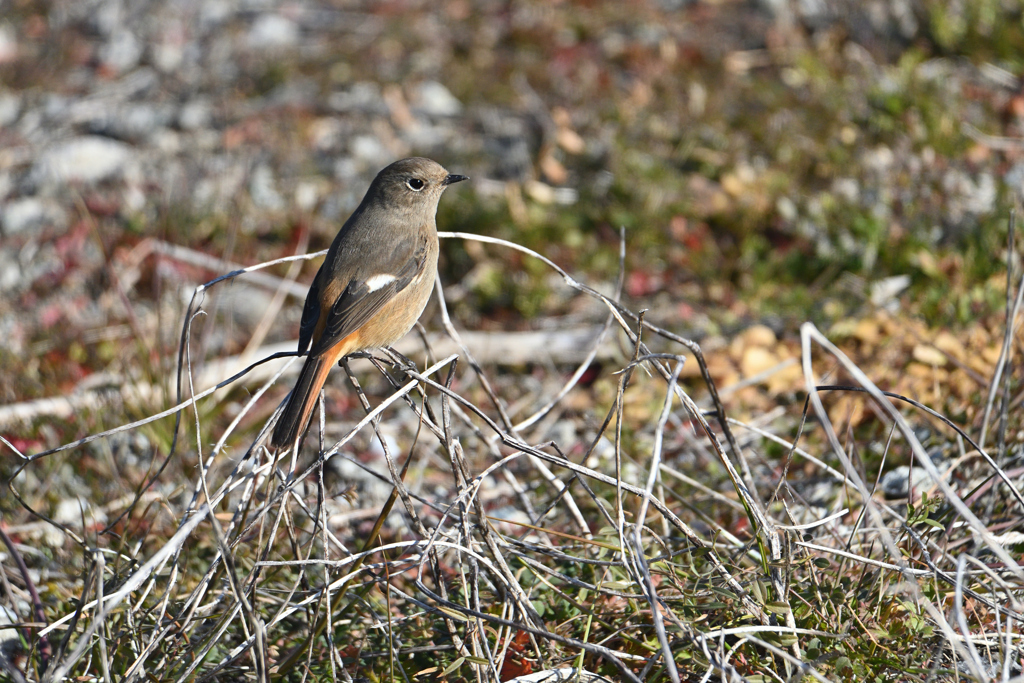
[
  {"xmin": 828, "ymin": 393, "xmax": 866, "ymax": 429},
  {"xmin": 932, "ymin": 331, "xmax": 965, "ymax": 360},
  {"xmin": 741, "ymin": 346, "xmax": 779, "ymax": 378},
  {"xmin": 728, "ymin": 335, "xmax": 745, "ymax": 362},
  {"xmin": 767, "ymin": 361, "xmax": 804, "ymax": 395},
  {"xmin": 906, "ymin": 362, "xmax": 948, "ymax": 383},
  {"xmin": 853, "ymin": 318, "xmax": 881, "ymax": 345},
  {"xmin": 721, "ymin": 172, "xmax": 744, "ymax": 198},
  {"xmin": 679, "ymin": 352, "xmax": 701, "ymax": 378},
  {"xmin": 982, "ymin": 344, "xmax": 1003, "ymax": 365},
  {"xmin": 706, "ymin": 354, "xmax": 737, "ymax": 381},
  {"xmin": 741, "ymin": 324, "xmax": 777, "ymax": 348},
  {"xmin": 912, "ymin": 344, "xmax": 947, "ymax": 367},
  {"xmin": 539, "ymin": 152, "xmax": 568, "ymax": 185},
  {"xmin": 556, "ymin": 127, "xmax": 586, "ymax": 154}
]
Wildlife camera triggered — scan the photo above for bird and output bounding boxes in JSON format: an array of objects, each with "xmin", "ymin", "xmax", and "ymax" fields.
[{"xmin": 270, "ymin": 157, "xmax": 467, "ymax": 450}]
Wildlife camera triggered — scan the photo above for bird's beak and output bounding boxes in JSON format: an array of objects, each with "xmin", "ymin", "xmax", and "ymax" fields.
[{"xmin": 442, "ymin": 174, "xmax": 469, "ymax": 186}]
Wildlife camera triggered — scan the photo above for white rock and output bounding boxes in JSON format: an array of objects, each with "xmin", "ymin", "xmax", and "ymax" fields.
[
  {"xmin": 201, "ymin": 0, "xmax": 233, "ymax": 28},
  {"xmin": 350, "ymin": 135, "xmax": 388, "ymax": 164},
  {"xmin": 776, "ymin": 195, "xmax": 797, "ymax": 221},
  {"xmin": 505, "ymin": 668, "xmax": 614, "ymax": 683},
  {"xmin": 36, "ymin": 136, "xmax": 133, "ymax": 184},
  {"xmin": 294, "ymin": 180, "xmax": 320, "ymax": 211},
  {"xmin": 0, "ymin": 606, "xmax": 20, "ymax": 649},
  {"xmin": 151, "ymin": 21, "xmax": 185, "ymax": 72},
  {"xmin": 53, "ymin": 496, "xmax": 107, "ymax": 526},
  {"xmin": 0, "ymin": 23, "xmax": 17, "ymax": 64},
  {"xmin": 249, "ymin": 14, "xmax": 299, "ymax": 48},
  {"xmin": 869, "ymin": 275, "xmax": 911, "ymax": 307},
  {"xmin": 178, "ymin": 99, "xmax": 212, "ymax": 130},
  {"xmin": 333, "ymin": 157, "xmax": 359, "ymax": 181},
  {"xmin": 0, "ymin": 249, "xmax": 21, "ymax": 291},
  {"xmin": 99, "ymin": 29, "xmax": 143, "ymax": 73},
  {"xmin": 0, "ymin": 92, "xmax": 20, "ymax": 126},
  {"xmin": 249, "ymin": 164, "xmax": 285, "ymax": 210},
  {"xmin": 328, "ymin": 82, "xmax": 385, "ymax": 114},
  {"xmin": 413, "ymin": 81, "xmax": 462, "ymax": 117},
  {"xmin": 2, "ymin": 197, "xmax": 67, "ymax": 235},
  {"xmin": 879, "ymin": 466, "xmax": 933, "ymax": 499},
  {"xmin": 152, "ymin": 41, "xmax": 184, "ymax": 72}
]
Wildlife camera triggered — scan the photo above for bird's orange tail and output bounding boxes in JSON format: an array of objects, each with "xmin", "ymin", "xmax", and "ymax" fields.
[{"xmin": 271, "ymin": 353, "xmax": 334, "ymax": 450}]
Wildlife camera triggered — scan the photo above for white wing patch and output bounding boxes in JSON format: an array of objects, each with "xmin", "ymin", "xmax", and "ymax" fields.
[{"xmin": 364, "ymin": 274, "xmax": 397, "ymax": 292}]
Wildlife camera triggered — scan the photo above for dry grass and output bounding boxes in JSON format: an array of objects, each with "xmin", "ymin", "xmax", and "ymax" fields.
[{"xmin": 4, "ymin": 232, "xmax": 1024, "ymax": 682}]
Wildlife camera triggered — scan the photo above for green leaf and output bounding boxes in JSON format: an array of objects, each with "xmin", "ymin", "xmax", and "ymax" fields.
[
  {"xmin": 764, "ymin": 632, "xmax": 799, "ymax": 647},
  {"xmin": 442, "ymin": 657, "xmax": 465, "ymax": 676},
  {"xmin": 604, "ymin": 580, "xmax": 634, "ymax": 590},
  {"xmin": 438, "ymin": 607, "xmax": 469, "ymax": 622}
]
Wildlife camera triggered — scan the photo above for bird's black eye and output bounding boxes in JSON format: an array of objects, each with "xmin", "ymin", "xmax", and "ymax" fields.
[{"xmin": 406, "ymin": 177, "xmax": 425, "ymax": 191}]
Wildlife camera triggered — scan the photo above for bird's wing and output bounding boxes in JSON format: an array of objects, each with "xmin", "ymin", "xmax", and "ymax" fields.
[
  {"xmin": 307, "ymin": 233, "xmax": 428, "ymax": 358},
  {"xmin": 297, "ymin": 262, "xmax": 323, "ymax": 356}
]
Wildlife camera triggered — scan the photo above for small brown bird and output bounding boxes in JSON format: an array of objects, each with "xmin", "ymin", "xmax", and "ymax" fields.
[{"xmin": 271, "ymin": 157, "xmax": 467, "ymax": 450}]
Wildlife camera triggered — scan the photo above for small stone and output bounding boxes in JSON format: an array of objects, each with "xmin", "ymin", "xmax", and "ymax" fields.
[
  {"xmin": 307, "ymin": 117, "xmax": 343, "ymax": 150},
  {"xmin": 0, "ymin": 249, "xmax": 21, "ymax": 291},
  {"xmin": 178, "ymin": 99, "xmax": 212, "ymax": 131},
  {"xmin": 201, "ymin": 0, "xmax": 233, "ymax": 27},
  {"xmin": 525, "ymin": 179, "xmax": 555, "ymax": 204},
  {"xmin": 151, "ymin": 20, "xmax": 185, "ymax": 72},
  {"xmin": 0, "ymin": 24, "xmax": 17, "ymax": 64},
  {"xmin": 0, "ymin": 92, "xmax": 21, "ymax": 127},
  {"xmin": 99, "ymin": 30, "xmax": 143, "ymax": 73},
  {"xmin": 328, "ymin": 82, "xmax": 386, "ymax": 114},
  {"xmin": 776, "ymin": 196, "xmax": 797, "ymax": 221},
  {"xmin": 413, "ymin": 81, "xmax": 462, "ymax": 117},
  {"xmin": 249, "ymin": 164, "xmax": 285, "ymax": 211},
  {"xmin": 90, "ymin": 103, "xmax": 172, "ymax": 143},
  {"xmin": 333, "ymin": 157, "xmax": 359, "ymax": 181},
  {"xmin": 0, "ymin": 606, "xmax": 20, "ymax": 649},
  {"xmin": 35, "ymin": 136, "xmax": 133, "ymax": 185},
  {"xmin": 2, "ymin": 197, "xmax": 67, "ymax": 235},
  {"xmin": 152, "ymin": 41, "xmax": 183, "ymax": 72},
  {"xmin": 870, "ymin": 275, "xmax": 910, "ymax": 307},
  {"xmin": 879, "ymin": 466, "xmax": 932, "ymax": 499},
  {"xmin": 53, "ymin": 496, "xmax": 107, "ymax": 527},
  {"xmin": 249, "ymin": 14, "xmax": 299, "ymax": 48},
  {"xmin": 832, "ymin": 177, "xmax": 859, "ymax": 202},
  {"xmin": 552, "ymin": 187, "xmax": 578, "ymax": 205},
  {"xmin": 350, "ymin": 135, "xmax": 388, "ymax": 164},
  {"xmin": 295, "ymin": 181, "xmax": 320, "ymax": 212}
]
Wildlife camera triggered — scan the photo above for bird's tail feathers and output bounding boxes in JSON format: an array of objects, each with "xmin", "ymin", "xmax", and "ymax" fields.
[{"xmin": 271, "ymin": 354, "xmax": 332, "ymax": 450}]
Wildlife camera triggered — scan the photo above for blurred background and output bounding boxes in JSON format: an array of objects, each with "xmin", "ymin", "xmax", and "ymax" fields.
[
  {"xmin": 2, "ymin": 3, "xmax": 1023, "ymax": 678},
  {"xmin": 0, "ymin": 0, "xmax": 1019, "ymax": 418}
]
